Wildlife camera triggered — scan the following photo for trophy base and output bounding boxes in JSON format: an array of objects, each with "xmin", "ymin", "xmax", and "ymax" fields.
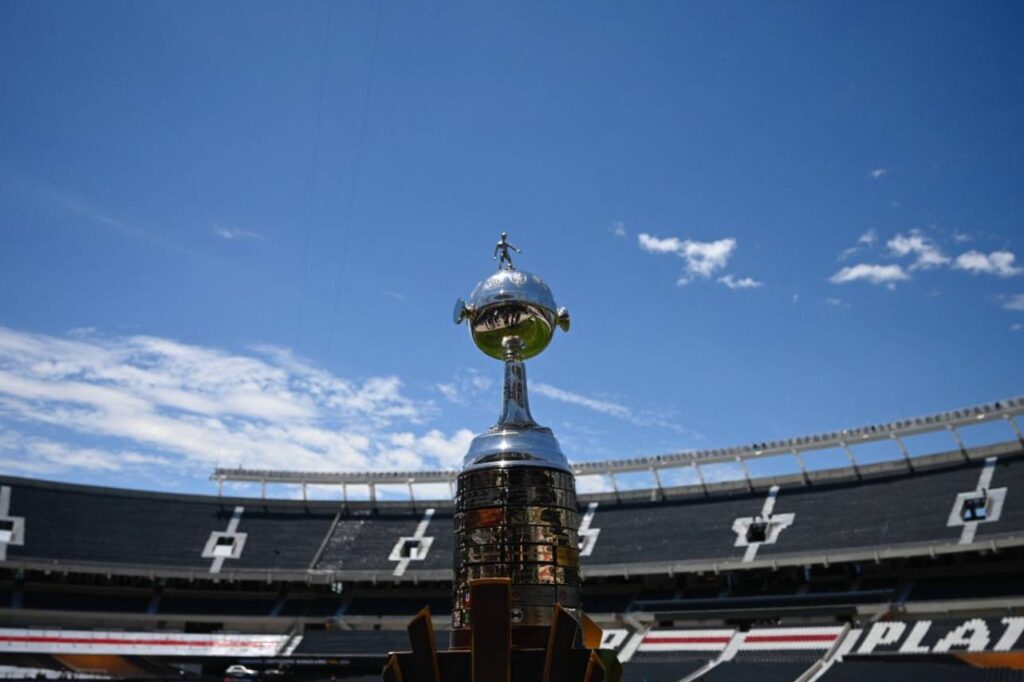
[{"xmin": 384, "ymin": 579, "xmax": 621, "ymax": 682}]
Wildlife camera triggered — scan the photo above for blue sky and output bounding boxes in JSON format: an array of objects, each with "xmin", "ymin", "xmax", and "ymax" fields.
[{"xmin": 0, "ymin": 1, "xmax": 1022, "ymax": 496}]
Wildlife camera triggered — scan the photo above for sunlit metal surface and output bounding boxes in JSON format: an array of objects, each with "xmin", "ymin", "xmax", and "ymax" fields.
[
  {"xmin": 450, "ymin": 235, "xmax": 579, "ymax": 640},
  {"xmin": 458, "ymin": 267, "xmax": 564, "ymax": 360}
]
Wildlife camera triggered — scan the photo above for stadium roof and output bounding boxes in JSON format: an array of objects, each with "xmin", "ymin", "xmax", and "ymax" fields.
[{"xmin": 210, "ymin": 396, "xmax": 1024, "ymax": 496}]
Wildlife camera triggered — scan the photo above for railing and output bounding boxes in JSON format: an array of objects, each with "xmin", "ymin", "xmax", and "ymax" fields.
[{"xmin": 210, "ymin": 396, "xmax": 1024, "ymax": 500}]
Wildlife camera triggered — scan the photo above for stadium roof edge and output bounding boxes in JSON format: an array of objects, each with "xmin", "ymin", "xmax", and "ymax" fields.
[{"xmin": 209, "ymin": 395, "xmax": 1024, "ymax": 491}]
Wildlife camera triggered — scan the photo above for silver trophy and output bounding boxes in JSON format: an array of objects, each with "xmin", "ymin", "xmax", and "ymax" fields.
[
  {"xmin": 451, "ymin": 234, "xmax": 579, "ymax": 648},
  {"xmin": 380, "ymin": 235, "xmax": 621, "ymax": 682}
]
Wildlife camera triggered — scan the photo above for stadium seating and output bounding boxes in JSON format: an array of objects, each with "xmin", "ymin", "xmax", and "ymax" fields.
[
  {"xmin": 344, "ymin": 596, "xmax": 451, "ymax": 616},
  {"xmin": 19, "ymin": 589, "xmax": 150, "ymax": 613},
  {"xmin": 691, "ymin": 653, "xmax": 819, "ymax": 682},
  {"xmin": 3, "ymin": 453, "xmax": 1022, "ymax": 580},
  {"xmin": 158, "ymin": 593, "xmax": 277, "ymax": 616},
  {"xmin": 315, "ymin": 512, "xmax": 454, "ymax": 572},
  {"xmin": 757, "ymin": 458, "xmax": 1024, "ymax": 557},
  {"xmin": 1, "ymin": 477, "xmax": 335, "ymax": 573},
  {"xmin": 291, "ymin": 628, "xmax": 444, "ymax": 656},
  {"xmin": 821, "ymin": 660, "xmax": 1024, "ymax": 681},
  {"xmin": 620, "ymin": 659, "xmax": 707, "ymax": 681},
  {"xmin": 700, "ymin": 661, "xmax": 816, "ymax": 681}
]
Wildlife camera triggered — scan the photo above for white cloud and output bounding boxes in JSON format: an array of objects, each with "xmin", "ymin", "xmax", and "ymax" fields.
[
  {"xmin": 791, "ymin": 294, "xmax": 799, "ymax": 303},
  {"xmin": 0, "ymin": 428, "xmax": 172, "ymax": 474},
  {"xmin": 1012, "ymin": 323, "xmax": 1023, "ymax": 332},
  {"xmin": 436, "ymin": 369, "xmax": 492, "ymax": 406},
  {"xmin": 214, "ymin": 226, "xmax": 262, "ymax": 241},
  {"xmin": 1004, "ymin": 294, "xmax": 1024, "ymax": 311},
  {"xmin": 533, "ymin": 383, "xmax": 632, "ymax": 420},
  {"xmin": 610, "ymin": 222, "xmax": 627, "ymax": 238},
  {"xmin": 954, "ymin": 250, "xmax": 1023, "ymax": 277},
  {"xmin": 869, "ymin": 169, "xmax": 888, "ymax": 179},
  {"xmin": 533, "ymin": 382, "xmax": 696, "ymax": 437},
  {"xmin": 637, "ymin": 233, "xmax": 738, "ymax": 285},
  {"xmin": 829, "ymin": 263, "xmax": 910, "ymax": 286},
  {"xmin": 824, "ymin": 297, "xmax": 846, "ymax": 307},
  {"xmin": 717, "ymin": 274, "xmax": 763, "ymax": 289},
  {"xmin": 383, "ymin": 429, "xmax": 475, "ymax": 470},
  {"xmin": 0, "ymin": 326, "xmax": 471, "ymax": 477},
  {"xmin": 887, "ymin": 231, "xmax": 950, "ymax": 270},
  {"xmin": 839, "ymin": 229, "xmax": 878, "ymax": 260}
]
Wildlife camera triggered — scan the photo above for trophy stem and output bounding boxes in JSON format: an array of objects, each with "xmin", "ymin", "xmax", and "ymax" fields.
[{"xmin": 498, "ymin": 338, "xmax": 536, "ymax": 428}]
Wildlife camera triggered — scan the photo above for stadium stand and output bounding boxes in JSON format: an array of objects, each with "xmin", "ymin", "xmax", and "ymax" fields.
[
  {"xmin": 292, "ymin": 628, "xmax": 447, "ymax": 656},
  {"xmin": 0, "ymin": 401, "xmax": 1022, "ymax": 679},
  {"xmin": 820, "ymin": 660, "xmax": 1024, "ymax": 681},
  {"xmin": 620, "ymin": 657, "xmax": 708, "ymax": 681},
  {"xmin": 3, "ymin": 451, "xmax": 1023, "ymax": 584},
  {"xmin": 1, "ymin": 477, "xmax": 336, "ymax": 575},
  {"xmin": 700, "ymin": 659, "xmax": 818, "ymax": 682}
]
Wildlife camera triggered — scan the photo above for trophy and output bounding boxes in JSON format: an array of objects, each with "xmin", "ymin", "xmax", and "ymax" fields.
[{"xmin": 382, "ymin": 235, "xmax": 621, "ymax": 682}]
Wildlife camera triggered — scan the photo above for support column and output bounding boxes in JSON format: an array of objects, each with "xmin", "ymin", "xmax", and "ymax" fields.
[
  {"xmin": 948, "ymin": 425, "xmax": 969, "ymax": 460},
  {"xmin": 793, "ymin": 450, "xmax": 809, "ymax": 485},
  {"xmin": 650, "ymin": 467, "xmax": 664, "ymax": 501},
  {"xmin": 694, "ymin": 463, "xmax": 708, "ymax": 496},
  {"xmin": 840, "ymin": 442, "xmax": 861, "ymax": 479},
  {"xmin": 892, "ymin": 434, "xmax": 914, "ymax": 472},
  {"xmin": 737, "ymin": 457, "xmax": 753, "ymax": 491},
  {"xmin": 1006, "ymin": 415, "xmax": 1024, "ymax": 448}
]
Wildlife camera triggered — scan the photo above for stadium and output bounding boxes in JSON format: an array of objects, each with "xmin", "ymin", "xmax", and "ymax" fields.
[
  {"xmin": 3, "ymin": 2, "xmax": 1024, "ymax": 681},
  {"xmin": 2, "ymin": 396, "xmax": 1023, "ymax": 680}
]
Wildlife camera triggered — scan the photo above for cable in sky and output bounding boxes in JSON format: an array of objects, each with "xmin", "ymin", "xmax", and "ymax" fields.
[
  {"xmin": 294, "ymin": 0, "xmax": 335, "ymax": 353},
  {"xmin": 326, "ymin": 0, "xmax": 384, "ymax": 357}
]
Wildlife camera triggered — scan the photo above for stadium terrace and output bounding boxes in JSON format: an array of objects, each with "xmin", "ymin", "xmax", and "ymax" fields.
[{"xmin": 2, "ymin": 396, "xmax": 1024, "ymax": 680}]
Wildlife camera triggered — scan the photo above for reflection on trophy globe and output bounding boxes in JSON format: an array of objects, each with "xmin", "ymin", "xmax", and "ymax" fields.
[{"xmin": 454, "ymin": 268, "xmax": 570, "ymax": 361}]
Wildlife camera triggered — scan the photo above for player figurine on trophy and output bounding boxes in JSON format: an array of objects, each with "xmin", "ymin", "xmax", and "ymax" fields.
[{"xmin": 382, "ymin": 235, "xmax": 622, "ymax": 682}]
